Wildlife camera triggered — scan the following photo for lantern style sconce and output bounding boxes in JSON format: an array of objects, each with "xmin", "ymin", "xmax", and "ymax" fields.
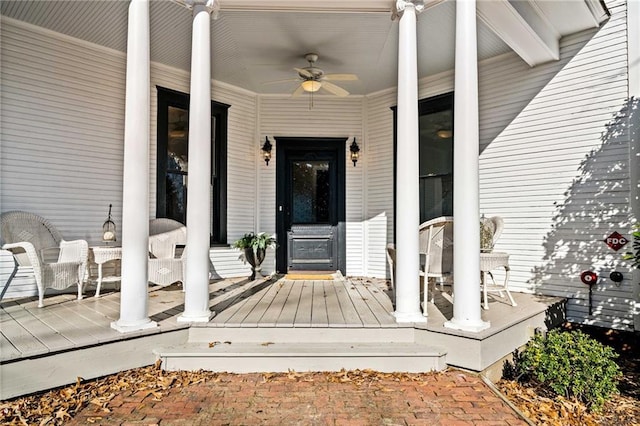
[
  {"xmin": 102, "ymin": 204, "xmax": 116, "ymax": 244},
  {"xmin": 349, "ymin": 139, "xmax": 360, "ymax": 167},
  {"xmin": 262, "ymin": 138, "xmax": 273, "ymax": 166}
]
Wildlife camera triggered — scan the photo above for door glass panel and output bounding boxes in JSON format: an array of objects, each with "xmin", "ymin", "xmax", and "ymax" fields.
[
  {"xmin": 419, "ymin": 108, "xmax": 453, "ymax": 223},
  {"xmin": 166, "ymin": 173, "xmax": 187, "ymax": 223},
  {"xmin": 168, "ymin": 106, "xmax": 188, "ymax": 172},
  {"xmin": 291, "ymin": 160, "xmax": 330, "ymax": 224},
  {"xmin": 166, "ymin": 106, "xmax": 189, "ymax": 224}
]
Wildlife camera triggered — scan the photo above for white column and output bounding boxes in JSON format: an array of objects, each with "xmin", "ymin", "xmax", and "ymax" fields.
[
  {"xmin": 112, "ymin": 0, "xmax": 156, "ymax": 333},
  {"xmin": 394, "ymin": 0, "xmax": 426, "ymax": 323},
  {"xmin": 444, "ymin": 0, "xmax": 489, "ymax": 332},
  {"xmin": 179, "ymin": 0, "xmax": 215, "ymax": 323}
]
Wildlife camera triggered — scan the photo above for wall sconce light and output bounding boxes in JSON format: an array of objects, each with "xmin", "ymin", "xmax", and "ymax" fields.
[
  {"xmin": 262, "ymin": 137, "xmax": 272, "ymax": 166},
  {"xmin": 350, "ymin": 139, "xmax": 360, "ymax": 167}
]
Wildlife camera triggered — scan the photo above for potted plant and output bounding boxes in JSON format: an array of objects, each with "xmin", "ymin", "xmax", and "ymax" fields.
[
  {"xmin": 233, "ymin": 232, "xmax": 278, "ymax": 280},
  {"xmin": 480, "ymin": 220, "xmax": 494, "ymax": 253}
]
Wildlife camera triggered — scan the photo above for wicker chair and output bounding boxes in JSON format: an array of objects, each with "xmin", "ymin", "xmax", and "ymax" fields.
[
  {"xmin": 148, "ymin": 218, "xmax": 187, "ymax": 287},
  {"xmin": 419, "ymin": 216, "xmax": 454, "ymax": 313},
  {"xmin": 0, "ymin": 211, "xmax": 88, "ymax": 307}
]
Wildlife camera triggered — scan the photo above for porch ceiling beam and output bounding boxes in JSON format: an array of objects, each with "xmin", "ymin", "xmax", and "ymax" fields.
[
  {"xmin": 477, "ymin": 0, "xmax": 559, "ymax": 67},
  {"xmin": 171, "ymin": 0, "xmax": 445, "ymax": 14}
]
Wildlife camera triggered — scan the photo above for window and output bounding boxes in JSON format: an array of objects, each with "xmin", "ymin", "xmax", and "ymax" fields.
[
  {"xmin": 393, "ymin": 92, "xmax": 454, "ymax": 223},
  {"xmin": 418, "ymin": 93, "xmax": 453, "ymax": 223},
  {"xmin": 156, "ymin": 86, "xmax": 229, "ymax": 244}
]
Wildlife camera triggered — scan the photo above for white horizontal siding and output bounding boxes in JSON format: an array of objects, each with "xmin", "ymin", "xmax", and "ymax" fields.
[
  {"xmin": 1, "ymin": 18, "xmax": 126, "ymax": 245},
  {"xmin": 479, "ymin": 0, "xmax": 634, "ymax": 330},
  {"xmin": 0, "ymin": 18, "xmax": 254, "ymax": 290},
  {"xmin": 363, "ymin": 91, "xmax": 396, "ymax": 278}
]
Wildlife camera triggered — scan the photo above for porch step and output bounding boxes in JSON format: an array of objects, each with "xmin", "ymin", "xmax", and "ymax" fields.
[
  {"xmin": 187, "ymin": 324, "xmax": 417, "ymax": 344},
  {"xmin": 155, "ymin": 341, "xmax": 447, "ymax": 373}
]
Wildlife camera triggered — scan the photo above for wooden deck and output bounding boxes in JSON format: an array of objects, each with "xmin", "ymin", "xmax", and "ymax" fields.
[
  {"xmin": 0, "ymin": 274, "xmax": 563, "ymax": 399},
  {"xmin": 209, "ymin": 276, "xmax": 399, "ymax": 328}
]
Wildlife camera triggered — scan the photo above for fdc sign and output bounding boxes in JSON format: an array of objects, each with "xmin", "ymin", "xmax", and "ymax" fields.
[{"xmin": 604, "ymin": 231, "xmax": 628, "ymax": 251}]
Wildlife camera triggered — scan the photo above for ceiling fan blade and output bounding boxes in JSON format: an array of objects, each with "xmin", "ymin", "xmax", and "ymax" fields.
[
  {"xmin": 292, "ymin": 84, "xmax": 306, "ymax": 97},
  {"xmin": 262, "ymin": 78, "xmax": 300, "ymax": 85},
  {"xmin": 322, "ymin": 81, "xmax": 349, "ymax": 97},
  {"xmin": 323, "ymin": 73, "xmax": 358, "ymax": 81},
  {"xmin": 294, "ymin": 67, "xmax": 313, "ymax": 78}
]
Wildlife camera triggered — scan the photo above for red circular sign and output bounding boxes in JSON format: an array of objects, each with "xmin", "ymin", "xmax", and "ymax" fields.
[{"xmin": 580, "ymin": 271, "xmax": 598, "ymax": 285}]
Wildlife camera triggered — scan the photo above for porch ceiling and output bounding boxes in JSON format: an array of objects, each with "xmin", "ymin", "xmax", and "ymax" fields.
[{"xmin": 0, "ymin": 0, "xmax": 607, "ymax": 96}]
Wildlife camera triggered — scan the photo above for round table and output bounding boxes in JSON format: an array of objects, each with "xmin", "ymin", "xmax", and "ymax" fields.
[{"xmin": 479, "ymin": 251, "xmax": 516, "ymax": 309}]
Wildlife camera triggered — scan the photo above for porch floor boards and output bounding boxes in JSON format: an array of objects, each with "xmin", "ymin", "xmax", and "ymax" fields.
[
  {"xmin": 0, "ymin": 275, "xmax": 399, "ymax": 364},
  {"xmin": 209, "ymin": 277, "xmax": 400, "ymax": 328}
]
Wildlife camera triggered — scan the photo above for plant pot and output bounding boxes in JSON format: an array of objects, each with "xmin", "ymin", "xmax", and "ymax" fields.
[{"xmin": 244, "ymin": 247, "xmax": 266, "ymax": 280}]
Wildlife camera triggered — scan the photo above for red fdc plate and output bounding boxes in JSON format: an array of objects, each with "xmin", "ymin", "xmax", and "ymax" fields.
[{"xmin": 604, "ymin": 231, "xmax": 628, "ymax": 251}]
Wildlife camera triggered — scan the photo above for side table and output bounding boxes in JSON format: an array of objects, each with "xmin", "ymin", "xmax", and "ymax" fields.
[
  {"xmin": 479, "ymin": 251, "xmax": 517, "ymax": 309},
  {"xmin": 90, "ymin": 246, "xmax": 122, "ymax": 297}
]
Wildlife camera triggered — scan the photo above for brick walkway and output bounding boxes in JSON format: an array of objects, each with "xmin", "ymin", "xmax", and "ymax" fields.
[{"xmin": 69, "ymin": 369, "xmax": 526, "ymax": 425}]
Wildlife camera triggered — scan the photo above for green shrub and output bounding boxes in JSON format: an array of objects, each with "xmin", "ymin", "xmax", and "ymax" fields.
[
  {"xmin": 514, "ymin": 330, "xmax": 621, "ymax": 410},
  {"xmin": 622, "ymin": 223, "xmax": 640, "ymax": 269}
]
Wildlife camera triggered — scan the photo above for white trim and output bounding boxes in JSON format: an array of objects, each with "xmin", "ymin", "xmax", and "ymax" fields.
[
  {"xmin": 477, "ymin": 0, "xmax": 559, "ymax": 67},
  {"xmin": 361, "ymin": 96, "xmax": 369, "ymax": 275},
  {"xmin": 628, "ymin": 0, "xmax": 640, "ymax": 331}
]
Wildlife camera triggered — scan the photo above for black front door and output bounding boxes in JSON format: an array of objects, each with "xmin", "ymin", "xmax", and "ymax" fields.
[{"xmin": 276, "ymin": 137, "xmax": 346, "ymax": 274}]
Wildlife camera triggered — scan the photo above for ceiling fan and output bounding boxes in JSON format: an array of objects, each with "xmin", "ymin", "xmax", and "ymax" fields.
[{"xmin": 266, "ymin": 53, "xmax": 358, "ymax": 98}]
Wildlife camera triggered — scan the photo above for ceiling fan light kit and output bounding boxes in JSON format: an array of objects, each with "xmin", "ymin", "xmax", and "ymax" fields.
[{"xmin": 301, "ymin": 80, "xmax": 322, "ymax": 92}]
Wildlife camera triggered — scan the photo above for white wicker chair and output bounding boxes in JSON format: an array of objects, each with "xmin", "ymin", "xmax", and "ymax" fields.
[
  {"xmin": 148, "ymin": 218, "xmax": 187, "ymax": 288},
  {"xmin": 0, "ymin": 211, "xmax": 88, "ymax": 307},
  {"xmin": 419, "ymin": 216, "xmax": 454, "ymax": 314}
]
